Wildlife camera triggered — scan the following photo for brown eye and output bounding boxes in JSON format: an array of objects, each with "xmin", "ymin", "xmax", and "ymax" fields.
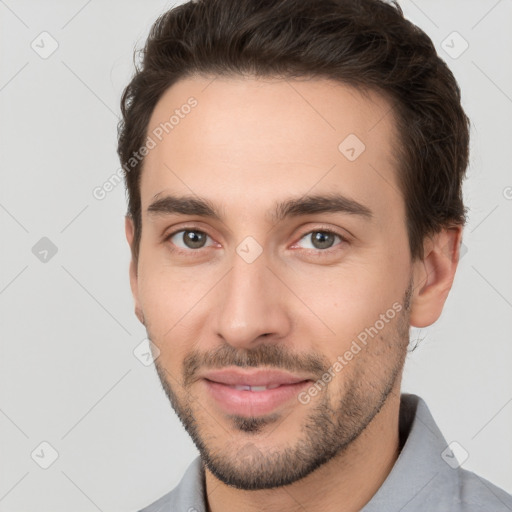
[
  {"xmin": 296, "ymin": 230, "xmax": 345, "ymax": 251},
  {"xmin": 168, "ymin": 230, "xmax": 213, "ymax": 250},
  {"xmin": 311, "ymin": 231, "xmax": 336, "ymax": 249}
]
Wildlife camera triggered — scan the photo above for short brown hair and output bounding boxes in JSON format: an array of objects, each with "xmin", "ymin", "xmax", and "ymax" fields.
[{"xmin": 117, "ymin": 0, "xmax": 470, "ymax": 263}]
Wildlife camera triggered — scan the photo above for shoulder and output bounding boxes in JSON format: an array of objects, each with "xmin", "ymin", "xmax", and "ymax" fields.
[
  {"xmin": 363, "ymin": 394, "xmax": 512, "ymax": 512},
  {"xmin": 137, "ymin": 456, "xmax": 205, "ymax": 512},
  {"xmin": 138, "ymin": 488, "xmax": 174, "ymax": 512},
  {"xmin": 454, "ymin": 467, "xmax": 512, "ymax": 511}
]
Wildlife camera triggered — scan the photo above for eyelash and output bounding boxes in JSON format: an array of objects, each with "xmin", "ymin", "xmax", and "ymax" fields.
[
  {"xmin": 292, "ymin": 228, "xmax": 349, "ymax": 254},
  {"xmin": 163, "ymin": 226, "xmax": 348, "ymax": 256}
]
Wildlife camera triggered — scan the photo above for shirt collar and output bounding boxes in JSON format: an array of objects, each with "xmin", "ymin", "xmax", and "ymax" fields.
[{"xmin": 361, "ymin": 393, "xmax": 459, "ymax": 511}]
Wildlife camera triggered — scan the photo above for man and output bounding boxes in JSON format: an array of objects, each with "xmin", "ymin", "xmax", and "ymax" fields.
[{"xmin": 117, "ymin": 0, "xmax": 512, "ymax": 510}]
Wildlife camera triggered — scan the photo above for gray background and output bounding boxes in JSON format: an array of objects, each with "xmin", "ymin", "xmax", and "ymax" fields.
[{"xmin": 1, "ymin": 0, "xmax": 511, "ymax": 511}]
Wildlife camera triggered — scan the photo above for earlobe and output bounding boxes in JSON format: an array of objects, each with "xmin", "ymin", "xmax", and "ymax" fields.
[
  {"xmin": 135, "ymin": 306, "xmax": 145, "ymax": 326},
  {"xmin": 125, "ymin": 216, "xmax": 144, "ymax": 326},
  {"xmin": 409, "ymin": 226, "xmax": 463, "ymax": 328},
  {"xmin": 125, "ymin": 215, "xmax": 135, "ymax": 257}
]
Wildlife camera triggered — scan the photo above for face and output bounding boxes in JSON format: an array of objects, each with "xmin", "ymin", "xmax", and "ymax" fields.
[{"xmin": 127, "ymin": 75, "xmax": 417, "ymax": 490}]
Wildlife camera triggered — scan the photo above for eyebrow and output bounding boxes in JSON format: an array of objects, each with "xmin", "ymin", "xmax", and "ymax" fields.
[{"xmin": 147, "ymin": 192, "xmax": 373, "ymax": 223}]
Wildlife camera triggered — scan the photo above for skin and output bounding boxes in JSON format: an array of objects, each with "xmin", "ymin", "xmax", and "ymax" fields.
[{"xmin": 125, "ymin": 75, "xmax": 462, "ymax": 512}]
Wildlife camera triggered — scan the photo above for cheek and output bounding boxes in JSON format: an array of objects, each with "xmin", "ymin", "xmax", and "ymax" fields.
[
  {"xmin": 136, "ymin": 263, "xmax": 186, "ymax": 343},
  {"xmin": 138, "ymin": 279, "xmax": 190, "ymax": 375},
  {"xmin": 136, "ymin": 260, "xmax": 214, "ymax": 360},
  {"xmin": 285, "ymin": 256, "xmax": 408, "ymax": 358},
  {"xmin": 137, "ymin": 244, "xmax": 190, "ymax": 313}
]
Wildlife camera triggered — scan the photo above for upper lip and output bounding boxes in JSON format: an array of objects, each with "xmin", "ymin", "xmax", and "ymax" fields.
[{"xmin": 200, "ymin": 368, "xmax": 312, "ymax": 387}]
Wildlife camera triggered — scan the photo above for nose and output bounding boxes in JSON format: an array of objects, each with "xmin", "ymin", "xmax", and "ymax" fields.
[{"xmin": 213, "ymin": 252, "xmax": 293, "ymax": 349}]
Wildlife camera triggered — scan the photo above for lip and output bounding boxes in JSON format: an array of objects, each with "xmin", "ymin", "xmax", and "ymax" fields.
[
  {"xmin": 200, "ymin": 368, "xmax": 312, "ymax": 387},
  {"xmin": 200, "ymin": 368, "xmax": 313, "ymax": 417}
]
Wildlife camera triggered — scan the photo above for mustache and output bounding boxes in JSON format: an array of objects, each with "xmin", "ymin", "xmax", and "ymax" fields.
[{"xmin": 182, "ymin": 342, "xmax": 330, "ymax": 387}]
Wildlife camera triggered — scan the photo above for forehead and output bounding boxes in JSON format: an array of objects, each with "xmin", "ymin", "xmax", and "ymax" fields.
[{"xmin": 140, "ymin": 75, "xmax": 403, "ymax": 225}]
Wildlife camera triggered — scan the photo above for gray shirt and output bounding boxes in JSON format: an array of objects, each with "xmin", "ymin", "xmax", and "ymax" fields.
[{"xmin": 139, "ymin": 394, "xmax": 512, "ymax": 511}]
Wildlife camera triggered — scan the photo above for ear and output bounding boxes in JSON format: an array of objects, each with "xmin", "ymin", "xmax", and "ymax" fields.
[
  {"xmin": 125, "ymin": 216, "xmax": 145, "ymax": 326},
  {"xmin": 409, "ymin": 226, "xmax": 463, "ymax": 328}
]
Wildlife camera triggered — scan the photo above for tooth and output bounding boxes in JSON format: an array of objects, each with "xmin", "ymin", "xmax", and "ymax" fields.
[
  {"xmin": 231, "ymin": 384, "xmax": 282, "ymax": 391},
  {"xmin": 250, "ymin": 386, "xmax": 268, "ymax": 392}
]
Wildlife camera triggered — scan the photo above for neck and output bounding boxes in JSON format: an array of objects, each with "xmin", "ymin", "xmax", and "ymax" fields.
[{"xmin": 204, "ymin": 387, "xmax": 403, "ymax": 512}]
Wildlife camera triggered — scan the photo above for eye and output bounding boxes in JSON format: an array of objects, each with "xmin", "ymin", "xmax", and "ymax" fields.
[
  {"xmin": 295, "ymin": 229, "xmax": 346, "ymax": 251},
  {"xmin": 166, "ymin": 229, "xmax": 215, "ymax": 251}
]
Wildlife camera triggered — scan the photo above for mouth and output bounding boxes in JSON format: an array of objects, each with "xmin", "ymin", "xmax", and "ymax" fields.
[{"xmin": 200, "ymin": 368, "xmax": 313, "ymax": 417}]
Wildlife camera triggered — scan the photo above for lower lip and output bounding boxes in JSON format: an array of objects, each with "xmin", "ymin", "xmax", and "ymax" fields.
[{"xmin": 203, "ymin": 379, "xmax": 311, "ymax": 417}]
